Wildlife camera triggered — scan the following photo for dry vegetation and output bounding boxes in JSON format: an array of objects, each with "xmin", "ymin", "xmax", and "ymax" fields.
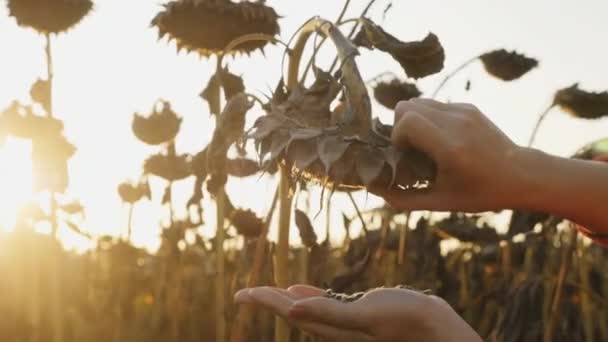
[{"xmin": 1, "ymin": 1, "xmax": 608, "ymax": 342}]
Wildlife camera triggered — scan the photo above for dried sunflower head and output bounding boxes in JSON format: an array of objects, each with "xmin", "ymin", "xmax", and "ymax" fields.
[
  {"xmin": 132, "ymin": 101, "xmax": 182, "ymax": 145},
  {"xmin": 354, "ymin": 18, "xmax": 445, "ymax": 79},
  {"xmin": 479, "ymin": 49, "xmax": 538, "ymax": 81},
  {"xmin": 230, "ymin": 209, "xmax": 264, "ymax": 238},
  {"xmin": 553, "ymin": 84, "xmax": 608, "ymax": 119},
  {"xmin": 249, "ymin": 72, "xmax": 435, "ymax": 191},
  {"xmin": 373, "ymin": 78, "xmax": 421, "ymax": 110},
  {"xmin": 118, "ymin": 180, "xmax": 151, "ymax": 204},
  {"xmin": 151, "ymin": 0, "xmax": 280, "ymax": 57},
  {"xmin": 144, "ymin": 153, "xmax": 192, "ymax": 182},
  {"xmin": 7, "ymin": 0, "xmax": 93, "ymax": 34}
]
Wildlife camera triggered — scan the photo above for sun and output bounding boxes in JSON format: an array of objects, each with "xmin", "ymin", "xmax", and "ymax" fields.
[{"xmin": 0, "ymin": 137, "xmax": 35, "ymax": 231}]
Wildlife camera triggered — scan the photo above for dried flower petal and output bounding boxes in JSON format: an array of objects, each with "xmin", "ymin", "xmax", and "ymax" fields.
[
  {"xmin": 132, "ymin": 101, "xmax": 182, "ymax": 145},
  {"xmin": 553, "ymin": 84, "xmax": 608, "ymax": 119},
  {"xmin": 8, "ymin": 0, "xmax": 93, "ymax": 34},
  {"xmin": 479, "ymin": 49, "xmax": 538, "ymax": 81},
  {"xmin": 151, "ymin": 0, "xmax": 280, "ymax": 57},
  {"xmin": 355, "ymin": 18, "xmax": 445, "ymax": 79},
  {"xmin": 373, "ymin": 79, "xmax": 421, "ymax": 110}
]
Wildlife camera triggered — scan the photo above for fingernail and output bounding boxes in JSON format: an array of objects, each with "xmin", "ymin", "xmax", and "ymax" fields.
[{"xmin": 234, "ymin": 288, "xmax": 253, "ymax": 304}]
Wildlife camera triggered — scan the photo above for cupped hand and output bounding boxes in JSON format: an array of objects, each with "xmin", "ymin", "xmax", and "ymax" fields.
[
  {"xmin": 375, "ymin": 98, "xmax": 534, "ymax": 213},
  {"xmin": 234, "ymin": 285, "xmax": 482, "ymax": 342}
]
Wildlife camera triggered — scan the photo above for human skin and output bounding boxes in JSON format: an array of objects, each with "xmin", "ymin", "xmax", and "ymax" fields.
[{"xmin": 235, "ymin": 98, "xmax": 608, "ymax": 341}]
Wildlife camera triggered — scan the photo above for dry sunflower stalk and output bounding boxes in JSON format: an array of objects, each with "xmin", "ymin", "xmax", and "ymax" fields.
[
  {"xmin": 248, "ymin": 18, "xmax": 437, "ymax": 191},
  {"xmin": 151, "ymin": 0, "xmax": 280, "ymax": 57},
  {"xmin": 7, "ymin": 0, "xmax": 93, "ymax": 34}
]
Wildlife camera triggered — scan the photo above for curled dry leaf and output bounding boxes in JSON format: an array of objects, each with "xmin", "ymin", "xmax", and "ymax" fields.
[
  {"xmin": 354, "ymin": 18, "xmax": 445, "ymax": 79},
  {"xmin": 118, "ymin": 180, "xmax": 151, "ymax": 204},
  {"xmin": 373, "ymin": 78, "xmax": 421, "ymax": 110},
  {"xmin": 206, "ymin": 93, "xmax": 253, "ymax": 186},
  {"xmin": 151, "ymin": 0, "xmax": 280, "ymax": 57},
  {"xmin": 30, "ymin": 79, "xmax": 51, "ymax": 114},
  {"xmin": 144, "ymin": 153, "xmax": 192, "ymax": 182},
  {"xmin": 201, "ymin": 67, "xmax": 245, "ymax": 116},
  {"xmin": 553, "ymin": 84, "xmax": 608, "ymax": 119},
  {"xmin": 294, "ymin": 209, "xmax": 318, "ymax": 248},
  {"xmin": 7, "ymin": 0, "xmax": 93, "ymax": 34},
  {"xmin": 479, "ymin": 49, "xmax": 538, "ymax": 81},
  {"xmin": 132, "ymin": 100, "xmax": 182, "ymax": 145}
]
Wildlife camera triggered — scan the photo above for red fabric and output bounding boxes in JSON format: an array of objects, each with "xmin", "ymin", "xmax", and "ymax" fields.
[{"xmin": 575, "ymin": 154, "xmax": 608, "ymax": 246}]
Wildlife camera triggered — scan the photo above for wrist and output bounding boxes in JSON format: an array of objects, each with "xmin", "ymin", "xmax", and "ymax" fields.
[{"xmin": 506, "ymin": 146, "xmax": 552, "ymax": 211}]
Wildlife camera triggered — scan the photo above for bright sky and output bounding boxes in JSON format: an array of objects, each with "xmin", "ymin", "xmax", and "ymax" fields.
[{"xmin": 1, "ymin": 0, "xmax": 607, "ymax": 250}]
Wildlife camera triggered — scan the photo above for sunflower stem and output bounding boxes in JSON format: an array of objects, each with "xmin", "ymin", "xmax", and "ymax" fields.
[
  {"xmin": 126, "ymin": 203, "xmax": 134, "ymax": 242},
  {"xmin": 527, "ymin": 104, "xmax": 555, "ymax": 147},
  {"xmin": 431, "ymin": 56, "xmax": 478, "ymax": 99},
  {"xmin": 215, "ymin": 188, "xmax": 226, "ymax": 342},
  {"xmin": 544, "ymin": 225, "xmax": 578, "ymax": 342},
  {"xmin": 230, "ymin": 186, "xmax": 279, "ymax": 342},
  {"xmin": 275, "ymin": 166, "xmax": 293, "ymax": 342},
  {"xmin": 44, "ymin": 32, "xmax": 64, "ymax": 342},
  {"xmin": 328, "ymin": 0, "xmax": 379, "ymax": 73}
]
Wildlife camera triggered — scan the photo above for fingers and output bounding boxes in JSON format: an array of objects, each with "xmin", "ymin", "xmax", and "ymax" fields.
[
  {"xmin": 235, "ymin": 287, "xmax": 294, "ymax": 317},
  {"xmin": 288, "ymin": 297, "xmax": 368, "ymax": 330},
  {"xmin": 287, "ymin": 285, "xmax": 326, "ymax": 298},
  {"xmin": 394, "ymin": 99, "xmax": 445, "ymax": 125},
  {"xmin": 295, "ymin": 321, "xmax": 374, "ymax": 342},
  {"xmin": 391, "ymin": 110, "xmax": 445, "ymax": 160},
  {"xmin": 373, "ymin": 186, "xmax": 444, "ymax": 211}
]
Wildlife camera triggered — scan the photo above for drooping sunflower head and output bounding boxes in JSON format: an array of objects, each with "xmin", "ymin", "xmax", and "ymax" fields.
[
  {"xmin": 151, "ymin": 0, "xmax": 280, "ymax": 57},
  {"xmin": 7, "ymin": 0, "xmax": 93, "ymax": 34}
]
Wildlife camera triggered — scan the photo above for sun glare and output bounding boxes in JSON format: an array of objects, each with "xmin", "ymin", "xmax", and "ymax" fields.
[{"xmin": 0, "ymin": 138, "xmax": 34, "ymax": 231}]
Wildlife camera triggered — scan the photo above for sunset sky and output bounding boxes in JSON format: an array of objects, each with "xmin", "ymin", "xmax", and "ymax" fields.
[{"xmin": 1, "ymin": 0, "xmax": 607, "ymax": 250}]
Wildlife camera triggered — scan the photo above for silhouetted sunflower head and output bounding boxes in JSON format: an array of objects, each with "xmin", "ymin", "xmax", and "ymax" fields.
[
  {"xmin": 7, "ymin": 0, "xmax": 93, "ymax": 34},
  {"xmin": 151, "ymin": 0, "xmax": 280, "ymax": 57},
  {"xmin": 132, "ymin": 101, "xmax": 182, "ymax": 146}
]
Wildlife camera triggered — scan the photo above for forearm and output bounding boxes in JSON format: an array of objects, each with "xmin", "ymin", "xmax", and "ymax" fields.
[{"xmin": 514, "ymin": 147, "xmax": 608, "ymax": 234}]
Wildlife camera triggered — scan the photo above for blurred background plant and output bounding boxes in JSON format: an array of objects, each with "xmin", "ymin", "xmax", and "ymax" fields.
[{"xmin": 0, "ymin": 1, "xmax": 607, "ymax": 342}]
